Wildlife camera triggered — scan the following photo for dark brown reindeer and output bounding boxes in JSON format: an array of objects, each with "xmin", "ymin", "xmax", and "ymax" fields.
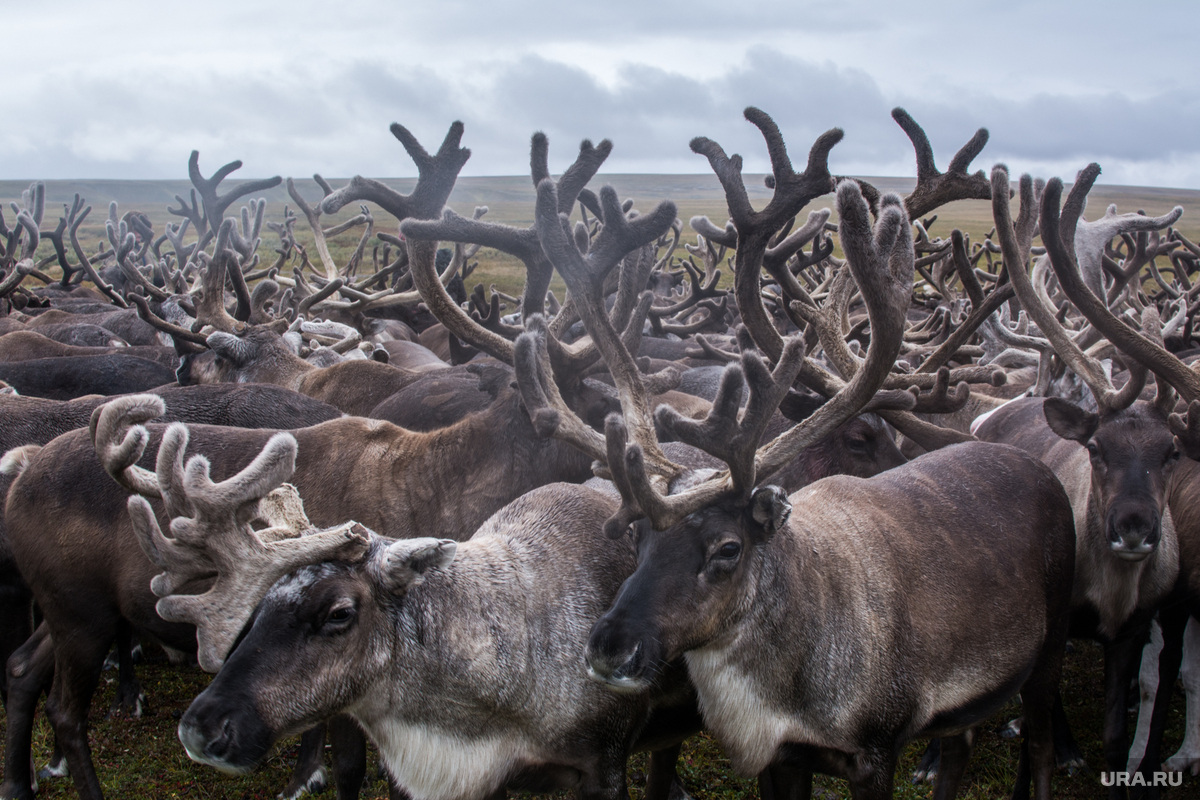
[
  {"xmin": 567, "ymin": 117, "xmax": 1076, "ymax": 799},
  {"xmin": 971, "ymin": 166, "xmax": 1188, "ymax": 794},
  {"xmin": 986, "ymin": 165, "xmax": 1200, "ymax": 797}
]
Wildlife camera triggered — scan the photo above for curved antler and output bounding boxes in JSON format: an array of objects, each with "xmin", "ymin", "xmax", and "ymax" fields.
[
  {"xmin": 118, "ymin": 422, "xmax": 371, "ymax": 672},
  {"xmin": 1039, "ymin": 165, "xmax": 1200, "ymax": 404}
]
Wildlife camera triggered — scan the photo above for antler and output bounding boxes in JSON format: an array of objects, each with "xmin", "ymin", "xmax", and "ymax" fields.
[
  {"xmin": 690, "ymin": 107, "xmax": 842, "ymax": 363},
  {"xmin": 97, "ymin": 404, "xmax": 372, "ymax": 673},
  {"xmin": 991, "ymin": 165, "xmax": 1147, "ymax": 413},
  {"xmin": 170, "ymin": 151, "xmax": 282, "ymax": 238},
  {"xmin": 591, "ymin": 181, "xmax": 912, "ymax": 534},
  {"xmin": 890, "ymin": 107, "xmax": 992, "ymax": 220},
  {"xmin": 1038, "ymin": 164, "xmax": 1200, "ymax": 404}
]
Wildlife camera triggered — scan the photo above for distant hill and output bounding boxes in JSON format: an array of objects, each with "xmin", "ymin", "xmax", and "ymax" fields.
[{"xmin": 3, "ymin": 175, "xmax": 1196, "ymax": 242}]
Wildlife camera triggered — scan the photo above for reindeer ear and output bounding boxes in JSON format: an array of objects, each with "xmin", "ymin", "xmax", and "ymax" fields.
[
  {"xmin": 1043, "ymin": 397, "xmax": 1098, "ymax": 445},
  {"xmin": 749, "ymin": 486, "xmax": 791, "ymax": 534},
  {"xmin": 207, "ymin": 332, "xmax": 254, "ymax": 366},
  {"xmin": 376, "ymin": 538, "xmax": 457, "ymax": 595}
]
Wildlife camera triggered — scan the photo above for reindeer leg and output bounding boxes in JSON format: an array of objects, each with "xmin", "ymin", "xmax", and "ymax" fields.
[
  {"xmin": 1103, "ymin": 625, "xmax": 1151, "ymax": 800},
  {"xmin": 276, "ymin": 723, "xmax": 329, "ymax": 800},
  {"xmin": 1049, "ymin": 691, "xmax": 1086, "ymax": 773},
  {"xmin": 1126, "ymin": 607, "xmax": 1189, "ymax": 800},
  {"xmin": 109, "ymin": 621, "xmax": 145, "ymax": 718},
  {"xmin": 846, "ymin": 747, "xmax": 896, "ymax": 800},
  {"xmin": 43, "ymin": 619, "xmax": 116, "ymax": 800},
  {"xmin": 930, "ymin": 731, "xmax": 974, "ymax": 800},
  {"xmin": 1163, "ymin": 615, "xmax": 1200, "ymax": 775},
  {"xmin": 1, "ymin": 624, "xmax": 54, "ymax": 800},
  {"xmin": 643, "ymin": 742, "xmax": 693, "ymax": 800},
  {"xmin": 757, "ymin": 761, "xmax": 811, "ymax": 800},
  {"xmin": 1016, "ymin": 631, "xmax": 1064, "ymax": 800},
  {"xmin": 0, "ymin": 577, "xmax": 34, "ymax": 706},
  {"xmin": 327, "ymin": 715, "xmax": 367, "ymax": 800}
]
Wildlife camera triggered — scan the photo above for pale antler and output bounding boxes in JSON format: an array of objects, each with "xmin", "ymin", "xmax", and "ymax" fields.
[
  {"xmin": 1039, "ymin": 164, "xmax": 1200, "ymax": 404},
  {"xmin": 114, "ymin": 419, "xmax": 370, "ymax": 672}
]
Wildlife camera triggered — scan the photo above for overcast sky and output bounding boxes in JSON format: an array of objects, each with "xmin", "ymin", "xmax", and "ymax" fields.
[{"xmin": 7, "ymin": 0, "xmax": 1199, "ymax": 189}]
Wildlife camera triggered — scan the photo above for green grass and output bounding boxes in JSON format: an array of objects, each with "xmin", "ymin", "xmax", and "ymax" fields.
[{"xmin": 0, "ymin": 639, "xmax": 1191, "ymax": 799}]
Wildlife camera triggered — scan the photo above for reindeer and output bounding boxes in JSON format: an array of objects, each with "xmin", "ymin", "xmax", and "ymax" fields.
[
  {"xmin": 573, "ymin": 159, "xmax": 1075, "ymax": 798},
  {"xmin": 112, "ymin": 412, "xmax": 697, "ymax": 800},
  {"xmin": 964, "ymin": 166, "xmax": 1193, "ymax": 795}
]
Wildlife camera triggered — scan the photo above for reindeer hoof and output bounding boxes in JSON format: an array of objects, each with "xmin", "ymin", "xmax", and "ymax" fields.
[
  {"xmin": 911, "ymin": 739, "xmax": 939, "ymax": 784},
  {"xmin": 36, "ymin": 755, "xmax": 68, "ymax": 781},
  {"xmin": 277, "ymin": 764, "xmax": 329, "ymax": 800},
  {"xmin": 999, "ymin": 717, "xmax": 1022, "ymax": 739},
  {"xmin": 1163, "ymin": 753, "xmax": 1200, "ymax": 776}
]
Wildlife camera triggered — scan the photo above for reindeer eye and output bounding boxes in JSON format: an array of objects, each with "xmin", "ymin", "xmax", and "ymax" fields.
[
  {"xmin": 322, "ymin": 604, "xmax": 356, "ymax": 631},
  {"xmin": 845, "ymin": 435, "xmax": 870, "ymax": 453},
  {"xmin": 716, "ymin": 542, "xmax": 742, "ymax": 560}
]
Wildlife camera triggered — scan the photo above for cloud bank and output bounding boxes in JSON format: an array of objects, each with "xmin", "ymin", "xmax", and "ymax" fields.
[{"xmin": 6, "ymin": 0, "xmax": 1198, "ymax": 188}]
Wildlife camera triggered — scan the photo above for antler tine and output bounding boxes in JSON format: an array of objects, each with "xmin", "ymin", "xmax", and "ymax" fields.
[
  {"xmin": 756, "ymin": 184, "xmax": 913, "ymax": 479},
  {"xmin": 67, "ymin": 202, "xmax": 128, "ymax": 308},
  {"xmin": 906, "ymin": 367, "xmax": 972, "ymax": 414},
  {"xmin": 1040, "ymin": 166, "xmax": 1200, "ymax": 404},
  {"xmin": 126, "ymin": 428, "xmax": 372, "ymax": 672},
  {"xmin": 89, "ymin": 395, "xmax": 169, "ymax": 497},
  {"xmin": 657, "ymin": 335, "xmax": 807, "ymax": 498},
  {"xmin": 513, "ymin": 315, "xmax": 608, "ymax": 464},
  {"xmin": 892, "ymin": 107, "xmax": 992, "ymax": 220},
  {"xmin": 992, "ymin": 165, "xmax": 1126, "ymax": 411},
  {"xmin": 1169, "ymin": 400, "xmax": 1200, "ymax": 461},
  {"xmin": 600, "ymin": 413, "xmax": 731, "ymax": 537},
  {"xmin": 321, "ymin": 122, "xmax": 470, "ymax": 221},
  {"xmin": 127, "ymin": 293, "xmax": 210, "ymax": 350},
  {"xmin": 286, "ymin": 177, "xmax": 340, "ymax": 281}
]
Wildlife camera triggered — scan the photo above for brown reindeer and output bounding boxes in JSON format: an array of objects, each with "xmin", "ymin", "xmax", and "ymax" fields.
[
  {"xmin": 970, "ymin": 166, "xmax": 1188, "ymax": 794},
  {"xmin": 577, "ymin": 176, "xmax": 1074, "ymax": 800}
]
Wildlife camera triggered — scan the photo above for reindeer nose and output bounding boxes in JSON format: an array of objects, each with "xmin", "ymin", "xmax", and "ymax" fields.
[
  {"xmin": 178, "ymin": 697, "xmax": 267, "ymax": 774},
  {"xmin": 585, "ymin": 616, "xmax": 653, "ymax": 693},
  {"xmin": 1107, "ymin": 504, "xmax": 1160, "ymax": 560},
  {"xmin": 177, "ymin": 715, "xmax": 222, "ymax": 766}
]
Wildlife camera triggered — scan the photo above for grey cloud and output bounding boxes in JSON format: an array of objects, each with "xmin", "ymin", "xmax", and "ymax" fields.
[{"xmin": 5, "ymin": 39, "xmax": 1200, "ymax": 190}]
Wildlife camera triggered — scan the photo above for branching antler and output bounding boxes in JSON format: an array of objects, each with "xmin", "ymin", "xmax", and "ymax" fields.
[
  {"xmin": 891, "ymin": 107, "xmax": 992, "ymax": 220},
  {"xmin": 169, "ymin": 151, "xmax": 282, "ymax": 238},
  {"xmin": 690, "ymin": 107, "xmax": 842, "ymax": 363},
  {"xmin": 1039, "ymin": 164, "xmax": 1200, "ymax": 404},
  {"xmin": 91, "ymin": 395, "xmax": 371, "ymax": 673}
]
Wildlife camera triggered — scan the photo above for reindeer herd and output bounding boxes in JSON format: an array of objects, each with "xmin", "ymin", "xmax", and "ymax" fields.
[{"xmin": 1, "ymin": 106, "xmax": 1200, "ymax": 800}]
